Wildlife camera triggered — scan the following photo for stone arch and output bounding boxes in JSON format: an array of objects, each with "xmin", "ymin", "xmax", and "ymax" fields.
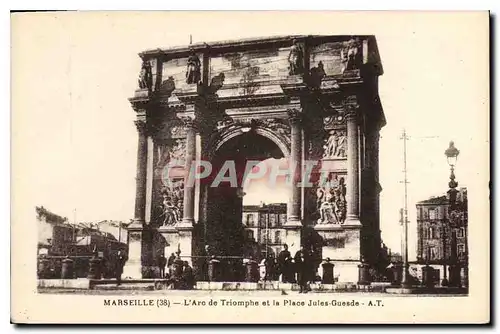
[{"xmin": 208, "ymin": 124, "xmax": 291, "ymax": 159}]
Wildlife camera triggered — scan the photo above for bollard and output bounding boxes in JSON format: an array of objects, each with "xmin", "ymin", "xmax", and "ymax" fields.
[
  {"xmin": 448, "ymin": 264, "xmax": 462, "ymax": 288},
  {"xmin": 61, "ymin": 257, "xmax": 75, "ymax": 279},
  {"xmin": 245, "ymin": 260, "xmax": 259, "ymax": 283},
  {"xmin": 357, "ymin": 263, "xmax": 371, "ymax": 285},
  {"xmin": 38, "ymin": 257, "xmax": 51, "ymax": 279},
  {"xmin": 87, "ymin": 256, "xmax": 102, "ymax": 279},
  {"xmin": 392, "ymin": 263, "xmax": 403, "ymax": 285},
  {"xmin": 321, "ymin": 261, "xmax": 335, "ymax": 284},
  {"xmin": 208, "ymin": 258, "xmax": 221, "ymax": 282},
  {"xmin": 421, "ymin": 265, "xmax": 434, "ymax": 288}
]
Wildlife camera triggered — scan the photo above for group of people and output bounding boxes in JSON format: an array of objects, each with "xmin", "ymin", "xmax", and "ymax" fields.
[
  {"xmin": 263, "ymin": 244, "xmax": 318, "ymax": 293},
  {"xmin": 157, "ymin": 253, "xmax": 195, "ymax": 290}
]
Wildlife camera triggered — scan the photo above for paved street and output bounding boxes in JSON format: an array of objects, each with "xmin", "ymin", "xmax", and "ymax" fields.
[{"xmin": 38, "ymin": 288, "xmax": 466, "ymax": 297}]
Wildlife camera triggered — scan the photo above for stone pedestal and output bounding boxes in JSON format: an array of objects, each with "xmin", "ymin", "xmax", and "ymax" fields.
[
  {"xmin": 38, "ymin": 257, "xmax": 51, "ymax": 279},
  {"xmin": 449, "ymin": 264, "xmax": 462, "ymax": 288},
  {"xmin": 421, "ymin": 265, "xmax": 434, "ymax": 288},
  {"xmin": 208, "ymin": 259, "xmax": 222, "ymax": 282},
  {"xmin": 321, "ymin": 261, "xmax": 335, "ymax": 284},
  {"xmin": 87, "ymin": 257, "xmax": 102, "ymax": 280},
  {"xmin": 392, "ymin": 263, "xmax": 403, "ymax": 285},
  {"xmin": 177, "ymin": 225, "xmax": 193, "ymax": 266},
  {"xmin": 314, "ymin": 224, "xmax": 361, "ymax": 283},
  {"xmin": 61, "ymin": 257, "xmax": 74, "ymax": 279},
  {"xmin": 158, "ymin": 226, "xmax": 179, "ymax": 260},
  {"xmin": 357, "ymin": 263, "xmax": 370, "ymax": 285},
  {"xmin": 245, "ymin": 260, "xmax": 259, "ymax": 282},
  {"xmin": 123, "ymin": 229, "xmax": 143, "ymax": 279}
]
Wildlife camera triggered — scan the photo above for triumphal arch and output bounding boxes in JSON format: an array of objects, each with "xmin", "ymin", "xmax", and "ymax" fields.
[{"xmin": 124, "ymin": 35, "xmax": 386, "ymax": 283}]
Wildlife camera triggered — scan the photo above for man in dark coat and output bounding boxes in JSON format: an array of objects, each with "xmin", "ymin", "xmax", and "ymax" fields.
[
  {"xmin": 167, "ymin": 252, "xmax": 176, "ymax": 276},
  {"xmin": 294, "ymin": 245, "xmax": 311, "ymax": 293},
  {"xmin": 278, "ymin": 244, "xmax": 293, "ymax": 283},
  {"xmin": 115, "ymin": 250, "xmax": 127, "ymax": 286},
  {"xmin": 180, "ymin": 261, "xmax": 195, "ymax": 290},
  {"xmin": 264, "ymin": 253, "xmax": 276, "ymax": 281},
  {"xmin": 158, "ymin": 254, "xmax": 167, "ymax": 278}
]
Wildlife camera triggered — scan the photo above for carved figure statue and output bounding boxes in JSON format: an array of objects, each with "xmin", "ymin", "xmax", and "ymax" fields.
[
  {"xmin": 341, "ymin": 39, "xmax": 362, "ymax": 73},
  {"xmin": 317, "ymin": 187, "xmax": 335, "ymax": 224},
  {"xmin": 155, "ymin": 140, "xmax": 186, "ymax": 169},
  {"xmin": 323, "ymin": 130, "xmax": 346, "ymax": 158},
  {"xmin": 186, "ymin": 49, "xmax": 201, "ymax": 84},
  {"xmin": 169, "ymin": 140, "xmax": 187, "ymax": 166},
  {"xmin": 216, "ymin": 117, "xmax": 234, "ymax": 130},
  {"xmin": 333, "ymin": 177, "xmax": 347, "ymax": 223},
  {"xmin": 316, "ymin": 175, "xmax": 347, "ymax": 224},
  {"xmin": 160, "ymin": 76, "xmax": 176, "ymax": 95},
  {"xmin": 309, "ymin": 61, "xmax": 326, "ymax": 88},
  {"xmin": 209, "ymin": 73, "xmax": 225, "ymax": 94},
  {"xmin": 288, "ymin": 39, "xmax": 304, "ymax": 75},
  {"xmin": 159, "ymin": 182, "xmax": 183, "ymax": 226},
  {"xmin": 160, "ymin": 195, "xmax": 181, "ymax": 226},
  {"xmin": 138, "ymin": 60, "xmax": 153, "ymax": 90}
]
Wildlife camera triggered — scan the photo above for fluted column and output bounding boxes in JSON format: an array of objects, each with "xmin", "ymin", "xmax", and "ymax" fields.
[
  {"xmin": 180, "ymin": 117, "xmax": 197, "ymax": 226},
  {"xmin": 286, "ymin": 109, "xmax": 303, "ymax": 225},
  {"xmin": 346, "ymin": 111, "xmax": 360, "ymax": 224},
  {"xmin": 133, "ymin": 119, "xmax": 148, "ymax": 225}
]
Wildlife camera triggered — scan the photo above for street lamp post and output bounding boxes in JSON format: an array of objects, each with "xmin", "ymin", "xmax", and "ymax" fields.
[{"xmin": 444, "ymin": 141, "xmax": 460, "ymax": 287}]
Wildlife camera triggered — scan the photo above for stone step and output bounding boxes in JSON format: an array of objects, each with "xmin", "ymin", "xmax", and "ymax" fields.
[{"xmin": 38, "ymin": 279, "xmax": 393, "ymax": 292}]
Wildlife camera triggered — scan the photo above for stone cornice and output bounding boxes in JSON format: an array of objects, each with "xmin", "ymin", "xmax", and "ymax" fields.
[{"xmin": 139, "ymin": 35, "xmax": 377, "ymax": 60}]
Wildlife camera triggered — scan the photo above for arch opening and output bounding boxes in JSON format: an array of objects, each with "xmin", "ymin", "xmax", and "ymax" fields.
[{"xmin": 203, "ymin": 130, "xmax": 289, "ymax": 281}]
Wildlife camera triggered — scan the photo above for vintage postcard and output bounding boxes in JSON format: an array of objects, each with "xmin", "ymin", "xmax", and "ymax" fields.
[{"xmin": 10, "ymin": 11, "xmax": 490, "ymax": 324}]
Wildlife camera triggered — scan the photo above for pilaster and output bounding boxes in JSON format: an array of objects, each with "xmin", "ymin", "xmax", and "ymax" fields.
[{"xmin": 345, "ymin": 98, "xmax": 361, "ymax": 226}]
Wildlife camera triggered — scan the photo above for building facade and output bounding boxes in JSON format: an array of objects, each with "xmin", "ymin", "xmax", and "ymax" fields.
[
  {"xmin": 416, "ymin": 188, "xmax": 468, "ymax": 284},
  {"xmin": 124, "ymin": 35, "xmax": 386, "ymax": 282},
  {"xmin": 36, "ymin": 206, "xmax": 74, "ymax": 254},
  {"xmin": 242, "ymin": 203, "xmax": 287, "ymax": 258}
]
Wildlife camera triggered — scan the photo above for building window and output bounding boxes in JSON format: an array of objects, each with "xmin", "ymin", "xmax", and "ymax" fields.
[
  {"xmin": 269, "ymin": 214, "xmax": 276, "ymax": 227},
  {"xmin": 246, "ymin": 214, "xmax": 254, "ymax": 227},
  {"xmin": 246, "ymin": 230, "xmax": 254, "ymax": 241},
  {"xmin": 428, "ymin": 227, "xmax": 435, "ymax": 239},
  {"xmin": 259, "ymin": 213, "xmax": 267, "ymax": 227},
  {"xmin": 279, "ymin": 214, "xmax": 286, "ymax": 226},
  {"xmin": 457, "ymin": 244, "xmax": 465, "ymax": 255},
  {"xmin": 458, "ymin": 227, "xmax": 465, "ymax": 238},
  {"xmin": 429, "ymin": 247, "xmax": 437, "ymax": 260},
  {"xmin": 274, "ymin": 231, "xmax": 281, "ymax": 244},
  {"xmin": 260, "ymin": 232, "xmax": 266, "ymax": 244},
  {"xmin": 429, "ymin": 208, "xmax": 436, "ymax": 220}
]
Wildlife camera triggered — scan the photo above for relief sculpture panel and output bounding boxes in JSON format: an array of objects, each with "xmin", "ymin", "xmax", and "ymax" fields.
[
  {"xmin": 158, "ymin": 178, "xmax": 184, "ymax": 226},
  {"xmin": 315, "ymin": 173, "xmax": 347, "ymax": 225},
  {"xmin": 322, "ymin": 129, "xmax": 347, "ymax": 159},
  {"xmin": 152, "ymin": 139, "xmax": 186, "ymax": 227}
]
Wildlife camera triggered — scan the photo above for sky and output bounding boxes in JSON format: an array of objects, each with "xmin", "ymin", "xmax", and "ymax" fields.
[{"xmin": 13, "ymin": 11, "xmax": 489, "ymax": 260}]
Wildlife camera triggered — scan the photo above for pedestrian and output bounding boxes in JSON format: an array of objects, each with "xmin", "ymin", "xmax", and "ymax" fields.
[
  {"xmin": 278, "ymin": 244, "xmax": 293, "ymax": 283},
  {"xmin": 158, "ymin": 254, "xmax": 167, "ymax": 278},
  {"xmin": 294, "ymin": 245, "xmax": 310, "ymax": 293},
  {"xmin": 115, "ymin": 250, "xmax": 127, "ymax": 286},
  {"xmin": 180, "ymin": 261, "xmax": 195, "ymax": 290},
  {"xmin": 167, "ymin": 252, "xmax": 176, "ymax": 276},
  {"xmin": 264, "ymin": 253, "xmax": 275, "ymax": 281}
]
